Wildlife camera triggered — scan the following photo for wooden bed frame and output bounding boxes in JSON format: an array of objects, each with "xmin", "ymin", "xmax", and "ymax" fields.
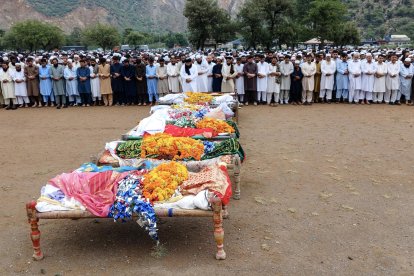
[{"xmin": 26, "ymin": 197, "xmax": 226, "ymax": 261}]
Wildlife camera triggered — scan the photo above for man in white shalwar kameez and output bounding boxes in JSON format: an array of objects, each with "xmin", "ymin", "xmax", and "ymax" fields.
[
  {"xmin": 320, "ymin": 54, "xmax": 336, "ymax": 103},
  {"xmin": 167, "ymin": 57, "xmax": 180, "ymax": 93},
  {"xmin": 195, "ymin": 55, "xmax": 208, "ymax": 92},
  {"xmin": 256, "ymin": 55, "xmax": 269, "ymax": 104},
  {"xmin": 64, "ymin": 60, "xmax": 80, "ymax": 105},
  {"xmin": 89, "ymin": 59, "xmax": 101, "ymax": 105},
  {"xmin": 0, "ymin": 62, "xmax": 16, "ymax": 110},
  {"xmin": 280, "ymin": 55, "xmax": 294, "ymax": 104},
  {"xmin": 373, "ymin": 55, "xmax": 387, "ymax": 103},
  {"xmin": 385, "ymin": 54, "xmax": 401, "ymax": 104},
  {"xmin": 399, "ymin": 58, "xmax": 413, "ymax": 104},
  {"xmin": 267, "ymin": 57, "xmax": 281, "ymax": 106},
  {"xmin": 234, "ymin": 57, "xmax": 245, "ymax": 104},
  {"xmin": 348, "ymin": 53, "xmax": 362, "ymax": 104},
  {"xmin": 300, "ymin": 54, "xmax": 316, "ymax": 104},
  {"xmin": 180, "ymin": 58, "xmax": 198, "ymax": 92},
  {"xmin": 360, "ymin": 53, "xmax": 376, "ymax": 104},
  {"xmin": 12, "ymin": 63, "xmax": 30, "ymax": 107}
]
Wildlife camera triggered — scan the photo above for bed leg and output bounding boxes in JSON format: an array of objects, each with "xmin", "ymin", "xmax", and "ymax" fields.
[
  {"xmin": 26, "ymin": 201, "xmax": 44, "ymax": 261},
  {"xmin": 211, "ymin": 198, "xmax": 226, "ymax": 260},
  {"xmin": 222, "ymin": 204, "xmax": 229, "ymax": 219},
  {"xmin": 233, "ymin": 156, "xmax": 241, "ymax": 200}
]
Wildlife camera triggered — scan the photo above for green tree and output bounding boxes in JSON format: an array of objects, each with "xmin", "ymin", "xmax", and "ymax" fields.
[
  {"xmin": 305, "ymin": 0, "xmax": 348, "ymax": 49},
  {"xmin": 122, "ymin": 28, "xmax": 133, "ymax": 44},
  {"xmin": 3, "ymin": 20, "xmax": 64, "ymax": 51},
  {"xmin": 66, "ymin": 27, "xmax": 83, "ymax": 45},
  {"xmin": 163, "ymin": 33, "xmax": 189, "ymax": 48},
  {"xmin": 238, "ymin": 0, "xmax": 265, "ymax": 49},
  {"xmin": 210, "ymin": 9, "xmax": 236, "ymax": 49},
  {"xmin": 184, "ymin": 0, "xmax": 232, "ymax": 49},
  {"xmin": 81, "ymin": 23, "xmax": 120, "ymax": 51},
  {"xmin": 333, "ymin": 22, "xmax": 361, "ymax": 47},
  {"xmin": 125, "ymin": 31, "xmax": 146, "ymax": 47}
]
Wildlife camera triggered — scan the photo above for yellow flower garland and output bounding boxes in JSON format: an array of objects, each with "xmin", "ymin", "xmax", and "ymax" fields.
[
  {"xmin": 184, "ymin": 92, "xmax": 214, "ymax": 104},
  {"xmin": 142, "ymin": 162, "xmax": 188, "ymax": 202},
  {"xmin": 141, "ymin": 133, "xmax": 205, "ymax": 161},
  {"xmin": 196, "ymin": 118, "xmax": 235, "ymax": 133}
]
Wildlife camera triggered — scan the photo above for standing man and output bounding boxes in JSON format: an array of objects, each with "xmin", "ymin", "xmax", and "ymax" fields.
[
  {"xmin": 235, "ymin": 57, "xmax": 245, "ymax": 104},
  {"xmin": 24, "ymin": 57, "xmax": 40, "ymax": 107},
  {"xmin": 98, "ymin": 57, "xmax": 112, "ymax": 106},
  {"xmin": 348, "ymin": 53, "xmax": 362, "ymax": 104},
  {"xmin": 314, "ymin": 54, "xmax": 322, "ymax": 103},
  {"xmin": 180, "ymin": 58, "xmax": 198, "ymax": 92},
  {"xmin": 256, "ymin": 55, "xmax": 269, "ymax": 105},
  {"xmin": 280, "ymin": 55, "xmax": 293, "ymax": 104},
  {"xmin": 267, "ymin": 56, "xmax": 281, "ymax": 106},
  {"xmin": 335, "ymin": 53, "xmax": 349, "ymax": 103},
  {"xmin": 39, "ymin": 58, "xmax": 54, "ymax": 106},
  {"xmin": 385, "ymin": 53, "xmax": 401, "ymax": 105},
  {"xmin": 300, "ymin": 54, "xmax": 316, "ymax": 105},
  {"xmin": 399, "ymin": 58, "xmax": 413, "ymax": 104},
  {"xmin": 120, "ymin": 59, "xmax": 136, "ymax": 105},
  {"xmin": 0, "ymin": 61, "xmax": 16, "ymax": 110},
  {"xmin": 221, "ymin": 56, "xmax": 238, "ymax": 93},
  {"xmin": 110, "ymin": 56, "xmax": 123, "ymax": 105},
  {"xmin": 156, "ymin": 58, "xmax": 169, "ymax": 98},
  {"xmin": 135, "ymin": 57, "xmax": 148, "ymax": 105},
  {"xmin": 90, "ymin": 59, "xmax": 101, "ymax": 105},
  {"xmin": 243, "ymin": 55, "xmax": 258, "ymax": 106},
  {"xmin": 320, "ymin": 54, "xmax": 336, "ymax": 103},
  {"xmin": 207, "ymin": 55, "xmax": 215, "ymax": 92},
  {"xmin": 291, "ymin": 60, "xmax": 303, "ymax": 105},
  {"xmin": 50, "ymin": 57, "xmax": 66, "ymax": 109},
  {"xmin": 64, "ymin": 59, "xmax": 79, "ymax": 106},
  {"xmin": 77, "ymin": 59, "xmax": 92, "ymax": 107},
  {"xmin": 12, "ymin": 63, "xmax": 30, "ymax": 108},
  {"xmin": 360, "ymin": 53, "xmax": 376, "ymax": 104},
  {"xmin": 373, "ymin": 54, "xmax": 387, "ymax": 104},
  {"xmin": 212, "ymin": 57, "xmax": 223, "ymax": 92},
  {"xmin": 146, "ymin": 57, "xmax": 158, "ymax": 105},
  {"xmin": 195, "ymin": 55, "xmax": 208, "ymax": 92},
  {"xmin": 167, "ymin": 56, "xmax": 180, "ymax": 93}
]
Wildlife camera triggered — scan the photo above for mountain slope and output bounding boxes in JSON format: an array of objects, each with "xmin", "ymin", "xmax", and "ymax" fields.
[{"xmin": 1, "ymin": 0, "xmax": 413, "ymax": 40}]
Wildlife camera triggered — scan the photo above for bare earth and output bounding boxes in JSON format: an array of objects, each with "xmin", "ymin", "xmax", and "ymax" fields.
[{"xmin": 1, "ymin": 104, "xmax": 414, "ymax": 275}]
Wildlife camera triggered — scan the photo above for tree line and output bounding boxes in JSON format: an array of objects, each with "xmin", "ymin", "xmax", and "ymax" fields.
[
  {"xmin": 184, "ymin": 0, "xmax": 361, "ymax": 49},
  {"xmin": 0, "ymin": 21, "xmax": 189, "ymax": 52}
]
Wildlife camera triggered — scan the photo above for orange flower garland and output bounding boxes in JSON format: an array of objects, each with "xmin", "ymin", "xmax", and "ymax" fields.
[
  {"xmin": 196, "ymin": 118, "xmax": 235, "ymax": 134},
  {"xmin": 141, "ymin": 133, "xmax": 205, "ymax": 161},
  {"xmin": 142, "ymin": 162, "xmax": 188, "ymax": 202},
  {"xmin": 184, "ymin": 92, "xmax": 214, "ymax": 104}
]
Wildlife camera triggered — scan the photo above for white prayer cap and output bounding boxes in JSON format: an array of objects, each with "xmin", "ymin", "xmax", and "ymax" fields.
[
  {"xmin": 120, "ymin": 57, "xmax": 126, "ymax": 63},
  {"xmin": 294, "ymin": 60, "xmax": 300, "ymax": 65},
  {"xmin": 164, "ymin": 56, "xmax": 170, "ymax": 62},
  {"xmin": 3, "ymin": 57, "xmax": 8, "ymax": 61},
  {"xmin": 67, "ymin": 59, "xmax": 73, "ymax": 63},
  {"xmin": 154, "ymin": 56, "xmax": 159, "ymax": 61},
  {"xmin": 96, "ymin": 59, "xmax": 99, "ymax": 63},
  {"xmin": 404, "ymin": 58, "xmax": 411, "ymax": 62},
  {"xmin": 74, "ymin": 54, "xmax": 79, "ymax": 58},
  {"xmin": 15, "ymin": 62, "xmax": 22, "ymax": 67},
  {"xmin": 326, "ymin": 53, "xmax": 331, "ymax": 57},
  {"xmin": 195, "ymin": 54, "xmax": 202, "ymax": 59},
  {"xmin": 18, "ymin": 54, "xmax": 23, "ymax": 58},
  {"xmin": 106, "ymin": 59, "xmax": 111, "ymax": 63},
  {"xmin": 366, "ymin": 53, "xmax": 372, "ymax": 57}
]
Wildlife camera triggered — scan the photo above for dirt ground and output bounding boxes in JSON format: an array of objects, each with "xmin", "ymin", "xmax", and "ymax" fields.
[{"xmin": 1, "ymin": 104, "xmax": 414, "ymax": 275}]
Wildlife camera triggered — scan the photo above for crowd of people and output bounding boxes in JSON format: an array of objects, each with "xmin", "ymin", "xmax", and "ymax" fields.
[{"xmin": 0, "ymin": 48, "xmax": 413, "ymax": 110}]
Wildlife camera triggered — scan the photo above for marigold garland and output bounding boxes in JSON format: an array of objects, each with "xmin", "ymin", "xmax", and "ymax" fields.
[
  {"xmin": 142, "ymin": 162, "xmax": 188, "ymax": 202},
  {"xmin": 141, "ymin": 133, "xmax": 205, "ymax": 161},
  {"xmin": 184, "ymin": 92, "xmax": 214, "ymax": 104},
  {"xmin": 196, "ymin": 118, "xmax": 235, "ymax": 133}
]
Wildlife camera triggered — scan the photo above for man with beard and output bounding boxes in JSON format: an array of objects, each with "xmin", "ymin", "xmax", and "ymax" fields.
[
  {"xmin": 135, "ymin": 57, "xmax": 148, "ymax": 105},
  {"xmin": 212, "ymin": 57, "xmax": 223, "ymax": 92},
  {"xmin": 279, "ymin": 55, "xmax": 293, "ymax": 104},
  {"xmin": 221, "ymin": 56, "xmax": 238, "ymax": 93},
  {"xmin": 12, "ymin": 63, "xmax": 30, "ymax": 108},
  {"xmin": 120, "ymin": 58, "xmax": 136, "ymax": 105},
  {"xmin": 399, "ymin": 58, "xmax": 413, "ymax": 104},
  {"xmin": 50, "ymin": 57, "xmax": 66, "ymax": 109},
  {"xmin": 373, "ymin": 54, "xmax": 387, "ymax": 104},
  {"xmin": 360, "ymin": 53, "xmax": 376, "ymax": 104},
  {"xmin": 195, "ymin": 54, "xmax": 208, "ymax": 92},
  {"xmin": 24, "ymin": 57, "xmax": 41, "ymax": 107},
  {"xmin": 180, "ymin": 58, "xmax": 198, "ymax": 92},
  {"xmin": 267, "ymin": 56, "xmax": 281, "ymax": 106},
  {"xmin": 300, "ymin": 54, "xmax": 316, "ymax": 105},
  {"xmin": 256, "ymin": 54, "xmax": 269, "ymax": 105},
  {"xmin": 0, "ymin": 61, "xmax": 16, "ymax": 110},
  {"xmin": 156, "ymin": 58, "xmax": 169, "ymax": 98},
  {"xmin": 385, "ymin": 53, "xmax": 400, "ymax": 105},
  {"xmin": 167, "ymin": 56, "xmax": 180, "ymax": 93},
  {"xmin": 64, "ymin": 59, "xmax": 80, "ymax": 106},
  {"xmin": 235, "ymin": 57, "xmax": 245, "ymax": 104},
  {"xmin": 110, "ymin": 55, "xmax": 123, "ymax": 105},
  {"xmin": 206, "ymin": 55, "xmax": 216, "ymax": 92},
  {"xmin": 89, "ymin": 59, "xmax": 101, "ymax": 105},
  {"xmin": 77, "ymin": 59, "xmax": 92, "ymax": 107},
  {"xmin": 39, "ymin": 58, "xmax": 54, "ymax": 106},
  {"xmin": 243, "ymin": 55, "xmax": 258, "ymax": 105},
  {"xmin": 320, "ymin": 53, "xmax": 336, "ymax": 103},
  {"xmin": 98, "ymin": 58, "xmax": 112, "ymax": 106},
  {"xmin": 313, "ymin": 54, "xmax": 322, "ymax": 103}
]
